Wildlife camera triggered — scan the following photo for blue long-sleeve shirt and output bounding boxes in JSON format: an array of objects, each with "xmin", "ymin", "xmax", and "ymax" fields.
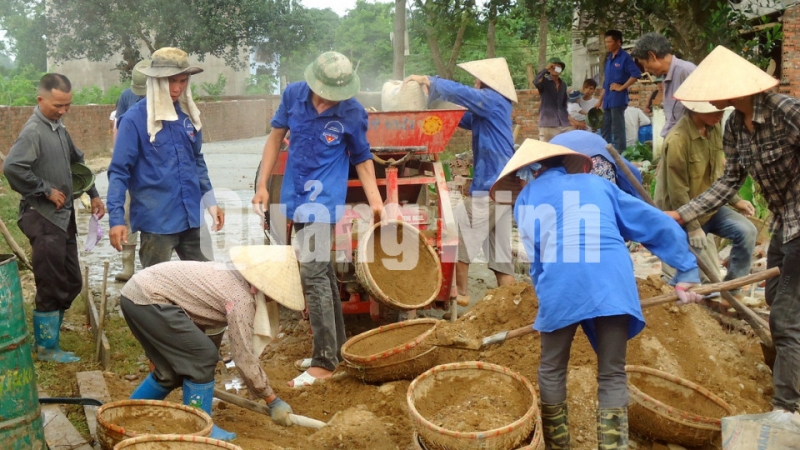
[
  {"xmin": 428, "ymin": 77, "xmax": 514, "ymax": 196},
  {"xmin": 515, "ymin": 168, "xmax": 698, "ymax": 347},
  {"xmin": 107, "ymin": 99, "xmax": 215, "ymax": 234},
  {"xmin": 271, "ymin": 82, "xmax": 373, "ymax": 223}
]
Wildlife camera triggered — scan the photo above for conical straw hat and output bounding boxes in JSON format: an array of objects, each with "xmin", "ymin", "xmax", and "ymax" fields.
[
  {"xmin": 673, "ymin": 45, "xmax": 778, "ymax": 102},
  {"xmin": 457, "ymin": 58, "xmax": 518, "ymax": 103},
  {"xmin": 229, "ymin": 245, "xmax": 305, "ymax": 311},
  {"xmin": 490, "ymin": 138, "xmax": 593, "ymax": 203}
]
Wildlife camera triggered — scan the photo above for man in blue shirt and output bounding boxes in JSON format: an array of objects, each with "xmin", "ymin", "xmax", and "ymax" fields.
[
  {"xmin": 490, "ymin": 139, "xmax": 702, "ymax": 449},
  {"xmin": 252, "ymin": 52, "xmax": 384, "ymax": 387},
  {"xmin": 111, "ymin": 58, "xmax": 149, "ymax": 282},
  {"xmin": 108, "ymin": 47, "xmax": 224, "ymax": 268},
  {"xmin": 596, "ymin": 29, "xmax": 642, "ymax": 152},
  {"xmin": 405, "ymin": 58, "xmax": 517, "ymax": 307}
]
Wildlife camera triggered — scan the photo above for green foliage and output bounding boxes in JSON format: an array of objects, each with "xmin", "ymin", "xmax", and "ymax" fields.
[
  {"xmin": 0, "ymin": 66, "xmax": 42, "ymax": 106},
  {"xmin": 246, "ymin": 74, "xmax": 278, "ymax": 95},
  {"xmin": 0, "ymin": 0, "xmax": 47, "ymax": 72},
  {"xmin": 334, "ymin": 0, "xmax": 395, "ymax": 91},
  {"xmin": 738, "ymin": 175, "xmax": 771, "ymax": 220},
  {"xmin": 200, "ymin": 74, "xmax": 227, "ymax": 101},
  {"xmin": 622, "ymin": 142, "xmax": 653, "ymax": 162}
]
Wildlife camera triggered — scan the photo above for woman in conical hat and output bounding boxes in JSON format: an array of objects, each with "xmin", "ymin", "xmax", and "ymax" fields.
[
  {"xmin": 668, "ymin": 45, "xmax": 800, "ymax": 427},
  {"xmin": 491, "ymin": 138, "xmax": 703, "ymax": 448},
  {"xmin": 405, "ymin": 58, "xmax": 517, "ymax": 307}
]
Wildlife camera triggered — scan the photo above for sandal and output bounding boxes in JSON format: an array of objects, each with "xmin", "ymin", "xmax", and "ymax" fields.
[
  {"xmin": 289, "ymin": 370, "xmax": 320, "ymax": 389},
  {"xmin": 294, "ymin": 358, "xmax": 312, "ymax": 371}
]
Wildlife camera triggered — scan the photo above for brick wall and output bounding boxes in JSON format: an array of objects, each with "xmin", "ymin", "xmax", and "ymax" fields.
[
  {"xmin": 442, "ymin": 83, "xmax": 658, "ymax": 154},
  {"xmin": 0, "ymin": 97, "xmax": 281, "ymax": 165},
  {"xmin": 782, "ymin": 5, "xmax": 800, "ymax": 97}
]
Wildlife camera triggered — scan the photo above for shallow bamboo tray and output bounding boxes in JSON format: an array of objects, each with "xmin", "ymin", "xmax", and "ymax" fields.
[
  {"xmin": 408, "ymin": 362, "xmax": 538, "ymax": 450},
  {"xmin": 114, "ymin": 434, "xmax": 243, "ymax": 450},
  {"xmin": 97, "ymin": 400, "xmax": 212, "ymax": 450},
  {"xmin": 627, "ymin": 365, "xmax": 735, "ymax": 447}
]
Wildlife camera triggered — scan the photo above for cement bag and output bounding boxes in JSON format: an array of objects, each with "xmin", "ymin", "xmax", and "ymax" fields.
[
  {"xmin": 721, "ymin": 412, "xmax": 800, "ymax": 450},
  {"xmin": 381, "ymin": 80, "xmax": 427, "ymax": 111}
]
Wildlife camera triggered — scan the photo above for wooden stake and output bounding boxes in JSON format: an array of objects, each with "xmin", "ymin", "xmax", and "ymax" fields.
[
  {"xmin": 95, "ymin": 261, "xmax": 109, "ymax": 362},
  {"xmin": 0, "ymin": 217, "xmax": 32, "ymax": 271}
]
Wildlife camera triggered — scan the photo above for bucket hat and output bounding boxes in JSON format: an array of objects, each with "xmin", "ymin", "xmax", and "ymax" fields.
[
  {"xmin": 674, "ymin": 45, "xmax": 778, "ymax": 102},
  {"xmin": 548, "ymin": 57, "xmax": 566, "ymax": 70},
  {"xmin": 681, "ymin": 101, "xmax": 730, "ymax": 114},
  {"xmin": 137, "ymin": 47, "xmax": 203, "ymax": 78},
  {"xmin": 457, "ymin": 58, "xmax": 518, "ymax": 103},
  {"xmin": 490, "ymin": 139, "xmax": 592, "ymax": 202},
  {"xmin": 71, "ymin": 162, "xmax": 95, "ymax": 198},
  {"xmin": 587, "ymin": 108, "xmax": 604, "ymax": 129},
  {"xmin": 130, "ymin": 59, "xmax": 151, "ymax": 96},
  {"xmin": 229, "ymin": 245, "xmax": 305, "ymax": 311},
  {"xmin": 304, "ymin": 51, "xmax": 360, "ymax": 102}
]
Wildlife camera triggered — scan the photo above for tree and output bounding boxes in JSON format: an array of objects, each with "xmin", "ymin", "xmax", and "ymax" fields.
[
  {"xmin": 335, "ymin": 0, "xmax": 395, "ymax": 90},
  {"xmin": 46, "ymin": 0, "xmax": 281, "ymax": 78},
  {"xmin": 410, "ymin": 0, "xmax": 480, "ymax": 79},
  {"xmin": 0, "ymin": 0, "xmax": 47, "ymax": 71}
]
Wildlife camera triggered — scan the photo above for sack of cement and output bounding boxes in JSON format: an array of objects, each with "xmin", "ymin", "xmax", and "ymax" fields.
[
  {"xmin": 721, "ymin": 411, "xmax": 800, "ymax": 450},
  {"xmin": 381, "ymin": 80, "xmax": 427, "ymax": 111}
]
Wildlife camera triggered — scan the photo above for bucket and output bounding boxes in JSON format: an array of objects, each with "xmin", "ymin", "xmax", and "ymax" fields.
[
  {"xmin": 96, "ymin": 400, "xmax": 213, "ymax": 450},
  {"xmin": 113, "ymin": 434, "xmax": 243, "ymax": 450},
  {"xmin": 0, "ymin": 254, "xmax": 46, "ymax": 450}
]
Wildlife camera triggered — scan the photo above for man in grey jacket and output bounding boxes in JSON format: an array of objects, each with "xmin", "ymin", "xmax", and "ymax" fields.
[{"xmin": 4, "ymin": 73, "xmax": 105, "ymax": 363}]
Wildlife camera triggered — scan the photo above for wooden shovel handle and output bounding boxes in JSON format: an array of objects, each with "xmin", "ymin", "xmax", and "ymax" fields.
[
  {"xmin": 640, "ymin": 267, "xmax": 779, "ymax": 308},
  {"xmin": 213, "ymin": 388, "xmax": 326, "ymax": 429}
]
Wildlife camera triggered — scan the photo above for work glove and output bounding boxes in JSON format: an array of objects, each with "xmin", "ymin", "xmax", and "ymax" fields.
[
  {"xmin": 268, "ymin": 396, "xmax": 294, "ymax": 427},
  {"xmin": 675, "ymin": 282, "xmax": 703, "ymax": 305},
  {"xmin": 687, "ymin": 228, "xmax": 706, "ymax": 249}
]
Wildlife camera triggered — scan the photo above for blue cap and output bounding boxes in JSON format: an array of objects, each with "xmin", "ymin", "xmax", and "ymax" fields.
[{"xmin": 568, "ymin": 90, "xmax": 581, "ymax": 102}]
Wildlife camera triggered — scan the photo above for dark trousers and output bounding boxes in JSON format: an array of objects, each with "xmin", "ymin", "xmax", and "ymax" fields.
[
  {"xmin": 139, "ymin": 227, "xmax": 211, "ymax": 269},
  {"xmin": 539, "ymin": 315, "xmax": 630, "ymax": 409},
  {"xmin": 294, "ymin": 222, "xmax": 346, "ymax": 371},
  {"xmin": 765, "ymin": 231, "xmax": 800, "ymax": 412},
  {"xmin": 602, "ymin": 106, "xmax": 627, "ymax": 153},
  {"xmin": 18, "ymin": 207, "xmax": 81, "ymax": 312},
  {"xmin": 120, "ymin": 296, "xmax": 218, "ymax": 389}
]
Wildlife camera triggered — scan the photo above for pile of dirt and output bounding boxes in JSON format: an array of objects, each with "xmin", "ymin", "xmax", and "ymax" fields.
[
  {"xmin": 366, "ymin": 224, "xmax": 440, "ymax": 307},
  {"xmin": 413, "ymin": 370, "xmax": 531, "ymax": 432},
  {"xmin": 100, "ymin": 278, "xmax": 772, "ymax": 450},
  {"xmin": 307, "ymin": 405, "xmax": 396, "ymax": 450},
  {"xmin": 104, "ymin": 405, "xmax": 208, "ymax": 435}
]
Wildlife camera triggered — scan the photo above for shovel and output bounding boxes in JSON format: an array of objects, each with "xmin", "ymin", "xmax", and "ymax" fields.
[
  {"xmin": 605, "ymin": 144, "xmax": 776, "ymax": 368},
  {"xmin": 213, "ymin": 388, "xmax": 326, "ymax": 429},
  {"xmin": 439, "ymin": 267, "xmax": 780, "ymax": 350}
]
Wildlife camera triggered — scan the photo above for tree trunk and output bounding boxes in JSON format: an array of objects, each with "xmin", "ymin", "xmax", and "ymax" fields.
[
  {"xmin": 487, "ymin": 3, "xmax": 497, "ymax": 58},
  {"xmin": 393, "ymin": 0, "xmax": 406, "ymax": 79},
  {"xmin": 537, "ymin": 0, "xmax": 548, "ymax": 70},
  {"xmin": 444, "ymin": 10, "xmax": 471, "ymax": 78}
]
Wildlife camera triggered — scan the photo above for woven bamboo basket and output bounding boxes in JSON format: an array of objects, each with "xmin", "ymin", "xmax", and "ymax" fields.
[
  {"xmin": 342, "ymin": 319, "xmax": 439, "ymax": 382},
  {"xmin": 97, "ymin": 400, "xmax": 213, "ymax": 450},
  {"xmin": 114, "ymin": 434, "xmax": 243, "ymax": 450},
  {"xmin": 627, "ymin": 365, "xmax": 735, "ymax": 447},
  {"xmin": 407, "ymin": 362, "xmax": 538, "ymax": 450},
  {"xmin": 413, "ymin": 415, "xmax": 544, "ymax": 450},
  {"xmin": 355, "ymin": 221, "xmax": 443, "ymax": 310}
]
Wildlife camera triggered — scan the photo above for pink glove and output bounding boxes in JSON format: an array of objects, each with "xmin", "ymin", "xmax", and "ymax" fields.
[{"xmin": 675, "ymin": 282, "xmax": 703, "ymax": 305}]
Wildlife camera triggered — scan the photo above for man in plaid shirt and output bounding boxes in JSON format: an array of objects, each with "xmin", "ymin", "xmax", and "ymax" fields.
[{"xmin": 667, "ymin": 45, "xmax": 800, "ymax": 427}]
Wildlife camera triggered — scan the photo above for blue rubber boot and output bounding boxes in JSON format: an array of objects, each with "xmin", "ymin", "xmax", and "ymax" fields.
[
  {"xmin": 57, "ymin": 310, "xmax": 77, "ymax": 357},
  {"xmin": 33, "ymin": 310, "xmax": 80, "ymax": 363},
  {"xmin": 182, "ymin": 380, "xmax": 237, "ymax": 441},
  {"xmin": 130, "ymin": 373, "xmax": 172, "ymax": 400}
]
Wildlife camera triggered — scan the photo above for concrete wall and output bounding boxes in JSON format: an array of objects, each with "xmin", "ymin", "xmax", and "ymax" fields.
[
  {"xmin": 0, "ymin": 97, "xmax": 281, "ymax": 164},
  {"xmin": 48, "ymin": 50, "xmax": 250, "ymax": 96}
]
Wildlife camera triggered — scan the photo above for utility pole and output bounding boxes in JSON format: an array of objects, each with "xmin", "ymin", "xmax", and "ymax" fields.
[{"xmin": 393, "ymin": 0, "xmax": 406, "ymax": 79}]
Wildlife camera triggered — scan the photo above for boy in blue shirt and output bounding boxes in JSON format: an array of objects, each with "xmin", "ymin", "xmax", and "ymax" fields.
[{"xmin": 595, "ymin": 30, "xmax": 642, "ymax": 152}]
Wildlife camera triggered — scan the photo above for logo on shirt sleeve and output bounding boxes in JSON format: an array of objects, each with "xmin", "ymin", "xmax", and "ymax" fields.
[
  {"xmin": 321, "ymin": 121, "xmax": 344, "ymax": 146},
  {"xmin": 183, "ymin": 117, "xmax": 197, "ymax": 142}
]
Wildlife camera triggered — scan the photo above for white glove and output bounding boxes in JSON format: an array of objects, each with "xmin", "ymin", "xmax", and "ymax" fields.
[
  {"xmin": 675, "ymin": 282, "xmax": 703, "ymax": 305},
  {"xmin": 688, "ymin": 228, "xmax": 706, "ymax": 249}
]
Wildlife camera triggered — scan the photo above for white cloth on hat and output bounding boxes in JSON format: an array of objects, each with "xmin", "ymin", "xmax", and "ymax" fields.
[
  {"xmin": 252, "ymin": 291, "xmax": 281, "ymax": 357},
  {"xmin": 145, "ymin": 76, "xmax": 202, "ymax": 143}
]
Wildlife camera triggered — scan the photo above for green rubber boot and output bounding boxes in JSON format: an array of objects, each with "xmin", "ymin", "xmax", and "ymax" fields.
[
  {"xmin": 597, "ymin": 407, "xmax": 628, "ymax": 450},
  {"xmin": 541, "ymin": 402, "xmax": 570, "ymax": 450},
  {"xmin": 33, "ymin": 310, "xmax": 80, "ymax": 363}
]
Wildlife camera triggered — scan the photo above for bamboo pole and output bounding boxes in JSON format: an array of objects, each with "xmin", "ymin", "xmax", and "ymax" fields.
[{"xmin": 0, "ymin": 217, "xmax": 32, "ymax": 270}]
